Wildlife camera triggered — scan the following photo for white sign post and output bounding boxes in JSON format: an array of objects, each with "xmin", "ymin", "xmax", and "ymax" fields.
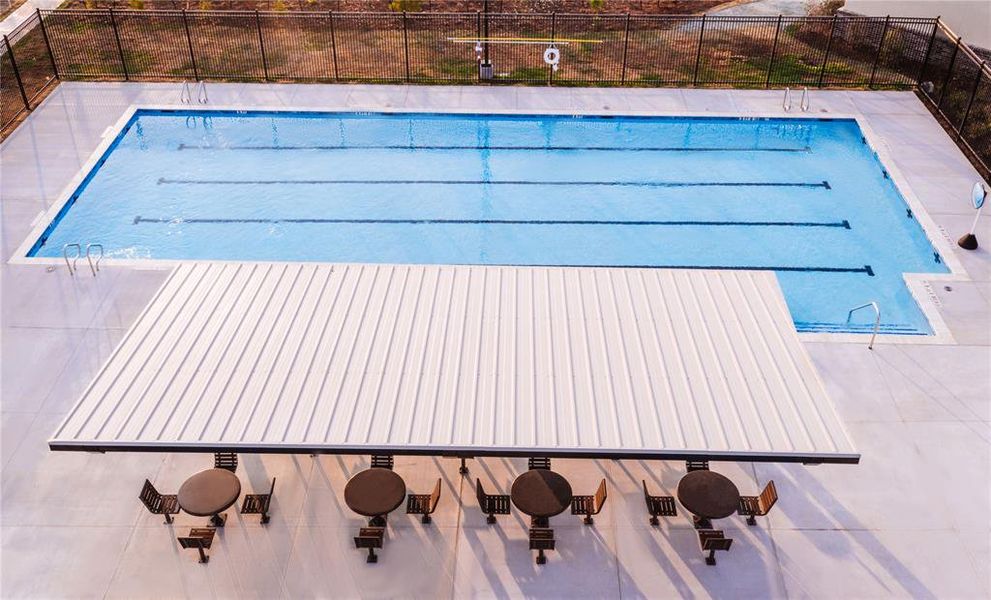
[{"xmin": 958, "ymin": 182, "xmax": 986, "ymax": 250}]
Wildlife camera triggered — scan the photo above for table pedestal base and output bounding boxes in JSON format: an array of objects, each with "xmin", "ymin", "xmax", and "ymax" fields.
[
  {"xmin": 530, "ymin": 516, "xmax": 549, "ymax": 528},
  {"xmin": 692, "ymin": 515, "xmax": 712, "ymax": 530},
  {"xmin": 369, "ymin": 515, "xmax": 387, "ymax": 527},
  {"xmin": 210, "ymin": 513, "xmax": 227, "ymax": 528}
]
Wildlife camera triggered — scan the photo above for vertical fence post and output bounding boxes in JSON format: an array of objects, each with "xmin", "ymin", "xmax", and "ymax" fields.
[
  {"xmin": 620, "ymin": 13, "xmax": 630, "ymax": 84},
  {"xmin": 868, "ymin": 15, "xmax": 891, "ymax": 88},
  {"xmin": 182, "ymin": 9, "xmax": 198, "ymax": 81},
  {"xmin": 36, "ymin": 9, "xmax": 59, "ymax": 80},
  {"xmin": 956, "ymin": 63, "xmax": 985, "ymax": 140},
  {"xmin": 402, "ymin": 11, "xmax": 410, "ymax": 83},
  {"xmin": 108, "ymin": 8, "xmax": 128, "ymax": 81},
  {"xmin": 765, "ymin": 14, "xmax": 782, "ymax": 88},
  {"xmin": 328, "ymin": 10, "xmax": 339, "ymax": 81},
  {"xmin": 692, "ymin": 14, "xmax": 706, "ymax": 86},
  {"xmin": 936, "ymin": 36, "xmax": 960, "ymax": 108},
  {"xmin": 548, "ymin": 12, "xmax": 555, "ymax": 86},
  {"xmin": 817, "ymin": 14, "xmax": 837, "ymax": 88},
  {"xmin": 4, "ymin": 35, "xmax": 30, "ymax": 111},
  {"xmin": 917, "ymin": 17, "xmax": 939, "ymax": 86},
  {"xmin": 255, "ymin": 11, "xmax": 269, "ymax": 81},
  {"xmin": 482, "ymin": 0, "xmax": 489, "ymax": 64},
  {"xmin": 476, "ymin": 11, "xmax": 481, "ymax": 82}
]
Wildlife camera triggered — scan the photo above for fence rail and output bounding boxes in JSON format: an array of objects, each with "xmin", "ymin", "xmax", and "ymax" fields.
[{"xmin": 1, "ymin": 9, "xmax": 988, "ymax": 178}]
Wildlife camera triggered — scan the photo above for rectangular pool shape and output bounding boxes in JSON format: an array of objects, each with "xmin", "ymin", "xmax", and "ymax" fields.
[{"xmin": 28, "ymin": 109, "xmax": 949, "ymax": 334}]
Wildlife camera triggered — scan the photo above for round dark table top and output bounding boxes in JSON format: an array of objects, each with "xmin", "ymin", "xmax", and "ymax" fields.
[
  {"xmin": 677, "ymin": 470, "xmax": 740, "ymax": 520},
  {"xmin": 344, "ymin": 468, "xmax": 406, "ymax": 518},
  {"xmin": 510, "ymin": 469, "xmax": 574, "ymax": 519},
  {"xmin": 178, "ymin": 468, "xmax": 241, "ymax": 516}
]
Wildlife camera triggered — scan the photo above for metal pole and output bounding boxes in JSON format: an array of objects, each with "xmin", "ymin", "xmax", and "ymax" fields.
[
  {"xmin": 255, "ymin": 11, "xmax": 269, "ymax": 81},
  {"xmin": 692, "ymin": 14, "xmax": 706, "ymax": 86},
  {"xmin": 917, "ymin": 16, "xmax": 939, "ymax": 86},
  {"xmin": 620, "ymin": 13, "xmax": 630, "ymax": 84},
  {"xmin": 36, "ymin": 9, "xmax": 59, "ymax": 80},
  {"xmin": 956, "ymin": 63, "xmax": 985, "ymax": 139},
  {"xmin": 182, "ymin": 9, "xmax": 198, "ymax": 81},
  {"xmin": 765, "ymin": 14, "xmax": 782, "ymax": 88},
  {"xmin": 817, "ymin": 15, "xmax": 837, "ymax": 88},
  {"xmin": 868, "ymin": 15, "xmax": 891, "ymax": 88},
  {"xmin": 4, "ymin": 35, "xmax": 30, "ymax": 111},
  {"xmin": 476, "ymin": 11, "xmax": 481, "ymax": 82},
  {"xmin": 402, "ymin": 12, "xmax": 410, "ymax": 83},
  {"xmin": 936, "ymin": 37, "xmax": 960, "ymax": 109},
  {"xmin": 328, "ymin": 10, "xmax": 339, "ymax": 81},
  {"xmin": 108, "ymin": 9, "xmax": 128, "ymax": 81},
  {"xmin": 548, "ymin": 12, "xmax": 555, "ymax": 86},
  {"xmin": 483, "ymin": 0, "xmax": 489, "ymax": 64}
]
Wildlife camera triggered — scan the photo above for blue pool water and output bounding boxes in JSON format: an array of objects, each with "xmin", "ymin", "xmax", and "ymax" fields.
[{"xmin": 30, "ymin": 109, "xmax": 949, "ymax": 334}]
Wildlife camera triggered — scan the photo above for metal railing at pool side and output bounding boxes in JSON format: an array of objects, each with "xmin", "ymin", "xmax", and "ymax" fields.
[
  {"xmin": 179, "ymin": 81, "xmax": 208, "ymax": 105},
  {"xmin": 783, "ymin": 87, "xmax": 810, "ymax": 113},
  {"xmin": 62, "ymin": 243, "xmax": 81, "ymax": 275},
  {"xmin": 847, "ymin": 302, "xmax": 881, "ymax": 349},
  {"xmin": 62, "ymin": 242, "xmax": 103, "ymax": 276},
  {"xmin": 86, "ymin": 243, "xmax": 103, "ymax": 276}
]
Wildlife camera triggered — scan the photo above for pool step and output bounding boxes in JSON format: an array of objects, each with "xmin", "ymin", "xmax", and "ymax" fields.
[{"xmin": 795, "ymin": 322, "xmax": 922, "ymax": 335}]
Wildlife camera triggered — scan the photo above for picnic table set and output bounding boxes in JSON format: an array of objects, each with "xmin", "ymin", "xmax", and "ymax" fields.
[{"xmin": 141, "ymin": 453, "xmax": 776, "ymax": 565}]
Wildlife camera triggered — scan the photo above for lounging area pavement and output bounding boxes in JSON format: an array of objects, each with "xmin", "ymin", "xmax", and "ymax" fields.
[{"xmin": 2, "ymin": 83, "xmax": 990, "ymax": 598}]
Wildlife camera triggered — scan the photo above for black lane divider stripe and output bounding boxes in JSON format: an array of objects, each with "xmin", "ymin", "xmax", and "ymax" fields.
[
  {"xmin": 157, "ymin": 178, "xmax": 831, "ymax": 189},
  {"xmin": 504, "ymin": 264, "xmax": 873, "ymax": 275},
  {"xmin": 176, "ymin": 143, "xmax": 812, "ymax": 153},
  {"xmin": 526, "ymin": 264, "xmax": 874, "ymax": 275},
  {"xmin": 133, "ymin": 217, "xmax": 850, "ymax": 229},
  {"xmin": 583, "ymin": 265, "xmax": 874, "ymax": 275}
]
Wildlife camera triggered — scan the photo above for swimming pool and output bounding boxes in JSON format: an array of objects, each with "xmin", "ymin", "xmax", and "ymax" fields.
[{"xmin": 27, "ymin": 109, "xmax": 948, "ymax": 334}]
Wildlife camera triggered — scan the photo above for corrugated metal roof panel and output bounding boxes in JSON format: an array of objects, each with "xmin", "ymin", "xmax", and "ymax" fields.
[{"xmin": 51, "ymin": 262, "xmax": 858, "ymax": 462}]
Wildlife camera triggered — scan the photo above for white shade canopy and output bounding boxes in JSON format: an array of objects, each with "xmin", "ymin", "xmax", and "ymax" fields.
[{"xmin": 51, "ymin": 262, "xmax": 858, "ymax": 463}]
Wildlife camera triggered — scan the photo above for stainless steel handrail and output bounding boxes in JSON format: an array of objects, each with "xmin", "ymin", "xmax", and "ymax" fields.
[
  {"xmin": 782, "ymin": 86, "xmax": 792, "ymax": 112},
  {"xmin": 847, "ymin": 301, "xmax": 881, "ymax": 350},
  {"xmin": 196, "ymin": 80, "xmax": 208, "ymax": 104},
  {"xmin": 179, "ymin": 80, "xmax": 192, "ymax": 104},
  {"xmin": 62, "ymin": 243, "xmax": 81, "ymax": 276},
  {"xmin": 85, "ymin": 243, "xmax": 104, "ymax": 276},
  {"xmin": 800, "ymin": 86, "xmax": 810, "ymax": 112}
]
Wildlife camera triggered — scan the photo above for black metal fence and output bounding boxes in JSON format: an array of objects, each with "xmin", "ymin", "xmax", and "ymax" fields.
[
  {"xmin": 916, "ymin": 21, "xmax": 990, "ymax": 179},
  {"xmin": 1, "ymin": 11, "xmax": 58, "ymax": 135},
  {"xmin": 31, "ymin": 10, "xmax": 943, "ymax": 86},
  {"xmin": 1, "ymin": 9, "xmax": 988, "ymax": 178}
]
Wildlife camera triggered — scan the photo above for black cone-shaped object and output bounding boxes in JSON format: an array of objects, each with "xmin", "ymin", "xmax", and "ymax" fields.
[{"xmin": 958, "ymin": 233, "xmax": 978, "ymax": 250}]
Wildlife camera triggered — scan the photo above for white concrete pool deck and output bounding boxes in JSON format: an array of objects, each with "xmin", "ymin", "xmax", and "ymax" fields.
[{"xmin": 1, "ymin": 82, "xmax": 989, "ymax": 598}]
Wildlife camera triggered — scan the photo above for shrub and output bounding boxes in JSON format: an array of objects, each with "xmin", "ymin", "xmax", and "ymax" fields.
[{"xmin": 388, "ymin": 0, "xmax": 422, "ymax": 11}]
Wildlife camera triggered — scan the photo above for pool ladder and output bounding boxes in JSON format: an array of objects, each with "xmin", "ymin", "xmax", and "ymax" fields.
[
  {"xmin": 783, "ymin": 87, "xmax": 810, "ymax": 112},
  {"xmin": 62, "ymin": 243, "xmax": 103, "ymax": 277},
  {"xmin": 847, "ymin": 301, "xmax": 880, "ymax": 350},
  {"xmin": 179, "ymin": 80, "xmax": 209, "ymax": 105}
]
